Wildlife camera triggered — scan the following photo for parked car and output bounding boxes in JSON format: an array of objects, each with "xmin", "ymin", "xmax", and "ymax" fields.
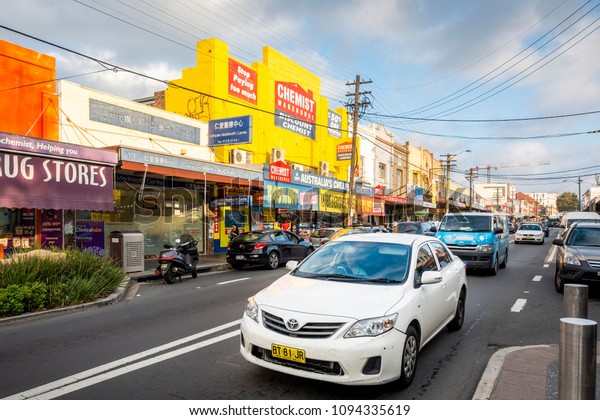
[
  {"xmin": 514, "ymin": 223, "xmax": 544, "ymax": 245},
  {"xmin": 508, "ymin": 222, "xmax": 517, "ymax": 234},
  {"xmin": 553, "ymin": 222, "xmax": 600, "ymax": 293},
  {"xmin": 239, "ymin": 233, "xmax": 467, "ymax": 387},
  {"xmin": 227, "ymin": 230, "xmax": 314, "ymax": 270},
  {"xmin": 394, "ymin": 221, "xmax": 436, "ymax": 236},
  {"xmin": 309, "ymin": 227, "xmax": 342, "ymax": 248}
]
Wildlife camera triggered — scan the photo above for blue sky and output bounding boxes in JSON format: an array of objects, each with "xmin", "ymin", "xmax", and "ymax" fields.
[{"xmin": 2, "ymin": 0, "xmax": 599, "ymax": 196}]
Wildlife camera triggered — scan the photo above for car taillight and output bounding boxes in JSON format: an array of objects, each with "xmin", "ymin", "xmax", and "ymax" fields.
[{"xmin": 254, "ymin": 242, "xmax": 268, "ymax": 250}]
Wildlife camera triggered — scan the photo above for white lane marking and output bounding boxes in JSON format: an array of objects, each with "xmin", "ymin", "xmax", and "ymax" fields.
[
  {"xmin": 4, "ymin": 320, "xmax": 241, "ymax": 400},
  {"xmin": 511, "ymin": 298, "xmax": 527, "ymax": 312},
  {"xmin": 532, "ymin": 275, "xmax": 542, "ymax": 282},
  {"xmin": 217, "ymin": 277, "xmax": 251, "ymax": 285},
  {"xmin": 543, "ymin": 264, "xmax": 549, "ymax": 268}
]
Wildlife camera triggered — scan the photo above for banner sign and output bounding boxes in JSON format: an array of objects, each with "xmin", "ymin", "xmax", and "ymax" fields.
[
  {"xmin": 336, "ymin": 142, "xmax": 352, "ymax": 161},
  {"xmin": 208, "ymin": 115, "xmax": 252, "ymax": 146},
  {"xmin": 319, "ymin": 189, "xmax": 347, "ymax": 213},
  {"xmin": 0, "ymin": 134, "xmax": 116, "ymax": 211},
  {"xmin": 274, "ymin": 81, "xmax": 316, "ymax": 139},
  {"xmin": 228, "ymin": 58, "xmax": 257, "ymax": 104},
  {"xmin": 328, "ymin": 110, "xmax": 342, "ymax": 138},
  {"xmin": 268, "ymin": 160, "xmax": 291, "ymax": 183}
]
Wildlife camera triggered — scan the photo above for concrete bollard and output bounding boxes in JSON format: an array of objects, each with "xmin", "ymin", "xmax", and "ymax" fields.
[
  {"xmin": 563, "ymin": 284, "xmax": 588, "ymax": 318},
  {"xmin": 559, "ymin": 317, "xmax": 597, "ymax": 399}
]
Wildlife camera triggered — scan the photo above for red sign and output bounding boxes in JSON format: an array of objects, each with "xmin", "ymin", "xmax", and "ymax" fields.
[
  {"xmin": 275, "ymin": 82, "xmax": 316, "ymax": 124},
  {"xmin": 374, "ymin": 185, "xmax": 385, "ymax": 198},
  {"xmin": 269, "ymin": 160, "xmax": 291, "ymax": 183},
  {"xmin": 228, "ymin": 58, "xmax": 257, "ymax": 104},
  {"xmin": 336, "ymin": 142, "xmax": 352, "ymax": 161}
]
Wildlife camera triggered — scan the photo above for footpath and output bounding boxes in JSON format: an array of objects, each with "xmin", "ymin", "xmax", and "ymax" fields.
[{"xmin": 1, "ymin": 252, "xmax": 598, "ymax": 399}]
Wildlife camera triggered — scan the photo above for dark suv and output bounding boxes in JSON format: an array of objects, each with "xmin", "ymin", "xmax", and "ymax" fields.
[{"xmin": 553, "ymin": 222, "xmax": 600, "ymax": 293}]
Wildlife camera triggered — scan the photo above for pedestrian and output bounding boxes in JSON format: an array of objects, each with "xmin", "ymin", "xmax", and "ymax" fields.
[
  {"xmin": 281, "ymin": 220, "xmax": 290, "ymax": 230},
  {"xmin": 229, "ymin": 224, "xmax": 240, "ymax": 239}
]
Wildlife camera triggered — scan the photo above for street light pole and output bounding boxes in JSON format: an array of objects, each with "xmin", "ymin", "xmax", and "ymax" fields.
[{"xmin": 441, "ymin": 150, "xmax": 471, "ymax": 214}]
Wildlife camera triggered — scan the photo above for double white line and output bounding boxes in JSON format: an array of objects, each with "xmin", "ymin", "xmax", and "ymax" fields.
[{"xmin": 4, "ymin": 320, "xmax": 241, "ymax": 400}]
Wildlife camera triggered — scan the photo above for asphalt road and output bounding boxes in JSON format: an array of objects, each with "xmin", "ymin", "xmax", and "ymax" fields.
[{"xmin": 1, "ymin": 228, "xmax": 598, "ymax": 400}]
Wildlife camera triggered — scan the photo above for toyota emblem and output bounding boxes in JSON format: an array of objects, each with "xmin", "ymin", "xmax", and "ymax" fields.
[{"xmin": 285, "ymin": 318, "xmax": 300, "ymax": 331}]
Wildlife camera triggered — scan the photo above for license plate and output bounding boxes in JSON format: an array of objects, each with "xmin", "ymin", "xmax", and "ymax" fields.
[
  {"xmin": 235, "ymin": 255, "xmax": 245, "ymax": 260},
  {"xmin": 271, "ymin": 344, "xmax": 306, "ymax": 363},
  {"xmin": 160, "ymin": 263, "xmax": 168, "ymax": 269}
]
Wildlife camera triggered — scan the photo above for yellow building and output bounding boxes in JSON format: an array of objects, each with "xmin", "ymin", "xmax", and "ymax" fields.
[{"xmin": 165, "ymin": 38, "xmax": 353, "ymax": 179}]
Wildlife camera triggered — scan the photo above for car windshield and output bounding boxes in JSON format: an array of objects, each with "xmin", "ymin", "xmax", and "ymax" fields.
[
  {"xmin": 312, "ymin": 229, "xmax": 336, "ymax": 238},
  {"xmin": 438, "ymin": 215, "xmax": 491, "ymax": 232},
  {"xmin": 520, "ymin": 224, "xmax": 541, "ymax": 231},
  {"xmin": 396, "ymin": 223, "xmax": 420, "ymax": 233},
  {"xmin": 567, "ymin": 228, "xmax": 600, "ymax": 246},
  {"xmin": 293, "ymin": 241, "xmax": 410, "ymax": 283}
]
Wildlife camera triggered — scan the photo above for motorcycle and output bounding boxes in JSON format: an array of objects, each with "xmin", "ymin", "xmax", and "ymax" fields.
[{"xmin": 155, "ymin": 234, "xmax": 199, "ymax": 284}]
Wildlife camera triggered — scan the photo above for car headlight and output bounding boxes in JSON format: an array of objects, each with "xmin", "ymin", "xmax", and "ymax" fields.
[
  {"xmin": 344, "ymin": 313, "xmax": 398, "ymax": 338},
  {"xmin": 478, "ymin": 244, "xmax": 494, "ymax": 252},
  {"xmin": 245, "ymin": 297, "xmax": 259, "ymax": 323},
  {"xmin": 564, "ymin": 252, "xmax": 581, "ymax": 266}
]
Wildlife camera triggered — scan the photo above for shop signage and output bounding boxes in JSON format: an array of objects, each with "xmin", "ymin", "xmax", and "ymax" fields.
[
  {"xmin": 291, "ymin": 171, "xmax": 348, "ymax": 191},
  {"xmin": 263, "ymin": 181, "xmax": 316, "ymax": 210},
  {"xmin": 328, "ymin": 110, "xmax": 342, "ymax": 138},
  {"xmin": 228, "ymin": 58, "xmax": 257, "ymax": 105},
  {"xmin": 336, "ymin": 142, "xmax": 352, "ymax": 161},
  {"xmin": 274, "ymin": 81, "xmax": 316, "ymax": 140},
  {"xmin": 76, "ymin": 221, "xmax": 105, "ymax": 256},
  {"xmin": 319, "ymin": 189, "xmax": 347, "ymax": 213},
  {"xmin": 354, "ymin": 183, "xmax": 374, "ymax": 197},
  {"xmin": 208, "ymin": 115, "xmax": 252, "ymax": 146},
  {"xmin": 0, "ymin": 133, "xmax": 116, "ymax": 211},
  {"xmin": 268, "ymin": 160, "xmax": 291, "ymax": 183},
  {"xmin": 89, "ymin": 99, "xmax": 200, "ymax": 144},
  {"xmin": 41, "ymin": 209, "xmax": 63, "ymax": 248},
  {"xmin": 374, "ymin": 185, "xmax": 385, "ymax": 198}
]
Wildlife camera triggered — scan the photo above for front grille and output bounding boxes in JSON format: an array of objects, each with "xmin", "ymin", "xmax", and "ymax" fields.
[
  {"xmin": 447, "ymin": 245, "xmax": 477, "ymax": 251},
  {"xmin": 588, "ymin": 259, "xmax": 600, "ymax": 269},
  {"xmin": 262, "ymin": 311, "xmax": 344, "ymax": 339},
  {"xmin": 251, "ymin": 345, "xmax": 343, "ymax": 376}
]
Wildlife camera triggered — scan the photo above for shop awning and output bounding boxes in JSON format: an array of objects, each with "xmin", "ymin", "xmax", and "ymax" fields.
[{"xmin": 0, "ymin": 133, "xmax": 117, "ymax": 211}]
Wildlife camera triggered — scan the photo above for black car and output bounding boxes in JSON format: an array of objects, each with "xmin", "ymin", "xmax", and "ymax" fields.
[
  {"xmin": 394, "ymin": 221, "xmax": 436, "ymax": 236},
  {"xmin": 553, "ymin": 222, "xmax": 600, "ymax": 293},
  {"xmin": 226, "ymin": 229, "xmax": 314, "ymax": 270}
]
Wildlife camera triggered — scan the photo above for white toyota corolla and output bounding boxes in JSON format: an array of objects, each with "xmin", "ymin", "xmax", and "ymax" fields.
[{"xmin": 240, "ymin": 233, "xmax": 467, "ymax": 387}]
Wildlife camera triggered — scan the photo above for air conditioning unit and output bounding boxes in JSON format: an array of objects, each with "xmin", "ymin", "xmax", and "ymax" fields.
[
  {"xmin": 230, "ymin": 149, "xmax": 248, "ymax": 165},
  {"xmin": 319, "ymin": 161, "xmax": 330, "ymax": 176},
  {"xmin": 271, "ymin": 148, "xmax": 285, "ymax": 162}
]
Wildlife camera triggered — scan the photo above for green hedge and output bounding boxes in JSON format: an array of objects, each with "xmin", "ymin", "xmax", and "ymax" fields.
[{"xmin": 0, "ymin": 248, "xmax": 126, "ymax": 317}]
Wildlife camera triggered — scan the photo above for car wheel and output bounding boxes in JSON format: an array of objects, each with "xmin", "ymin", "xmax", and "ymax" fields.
[
  {"xmin": 489, "ymin": 255, "xmax": 498, "ymax": 276},
  {"xmin": 266, "ymin": 252, "xmax": 280, "ymax": 270},
  {"xmin": 554, "ymin": 266, "xmax": 564, "ymax": 294},
  {"xmin": 448, "ymin": 288, "xmax": 466, "ymax": 331},
  {"xmin": 191, "ymin": 270, "xmax": 198, "ymax": 278},
  {"xmin": 398, "ymin": 325, "xmax": 419, "ymax": 388}
]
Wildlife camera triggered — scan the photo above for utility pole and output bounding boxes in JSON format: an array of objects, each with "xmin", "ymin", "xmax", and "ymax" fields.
[
  {"xmin": 465, "ymin": 167, "xmax": 478, "ymax": 209},
  {"xmin": 577, "ymin": 176, "xmax": 582, "ymax": 211},
  {"xmin": 345, "ymin": 75, "xmax": 371, "ymax": 227}
]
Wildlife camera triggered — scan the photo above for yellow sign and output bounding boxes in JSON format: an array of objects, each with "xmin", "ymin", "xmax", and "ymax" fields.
[{"xmin": 319, "ymin": 190, "xmax": 347, "ymax": 213}]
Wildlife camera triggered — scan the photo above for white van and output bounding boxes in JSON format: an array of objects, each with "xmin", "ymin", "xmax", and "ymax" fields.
[{"xmin": 559, "ymin": 211, "xmax": 600, "ymax": 238}]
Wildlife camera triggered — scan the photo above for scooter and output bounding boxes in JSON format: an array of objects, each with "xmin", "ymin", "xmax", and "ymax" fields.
[{"xmin": 156, "ymin": 234, "xmax": 199, "ymax": 284}]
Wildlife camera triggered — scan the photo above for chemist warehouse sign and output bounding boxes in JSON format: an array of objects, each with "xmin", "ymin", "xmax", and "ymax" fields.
[
  {"xmin": 0, "ymin": 133, "xmax": 117, "ymax": 211},
  {"xmin": 274, "ymin": 81, "xmax": 316, "ymax": 140}
]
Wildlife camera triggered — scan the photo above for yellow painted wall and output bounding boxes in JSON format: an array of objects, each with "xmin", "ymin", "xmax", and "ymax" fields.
[{"xmin": 165, "ymin": 38, "xmax": 353, "ymax": 180}]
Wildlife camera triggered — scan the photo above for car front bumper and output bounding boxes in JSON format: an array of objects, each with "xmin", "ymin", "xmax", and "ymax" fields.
[{"xmin": 239, "ymin": 312, "xmax": 407, "ymax": 386}]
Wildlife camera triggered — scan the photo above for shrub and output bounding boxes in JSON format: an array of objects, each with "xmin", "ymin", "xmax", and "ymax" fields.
[{"xmin": 0, "ymin": 248, "xmax": 126, "ymax": 317}]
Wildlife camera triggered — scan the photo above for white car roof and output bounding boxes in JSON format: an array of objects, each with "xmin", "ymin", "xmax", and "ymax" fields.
[{"xmin": 334, "ymin": 232, "xmax": 433, "ymax": 246}]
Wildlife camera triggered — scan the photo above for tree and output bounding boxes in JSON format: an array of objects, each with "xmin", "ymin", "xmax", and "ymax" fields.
[{"xmin": 557, "ymin": 192, "xmax": 578, "ymax": 212}]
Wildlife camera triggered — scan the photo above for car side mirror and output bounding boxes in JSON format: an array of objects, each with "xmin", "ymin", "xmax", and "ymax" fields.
[
  {"xmin": 286, "ymin": 261, "xmax": 299, "ymax": 271},
  {"xmin": 494, "ymin": 227, "xmax": 504, "ymax": 234},
  {"xmin": 552, "ymin": 238, "xmax": 564, "ymax": 246},
  {"xmin": 420, "ymin": 270, "xmax": 443, "ymax": 285},
  {"xmin": 430, "ymin": 226, "xmax": 437, "ymax": 233}
]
